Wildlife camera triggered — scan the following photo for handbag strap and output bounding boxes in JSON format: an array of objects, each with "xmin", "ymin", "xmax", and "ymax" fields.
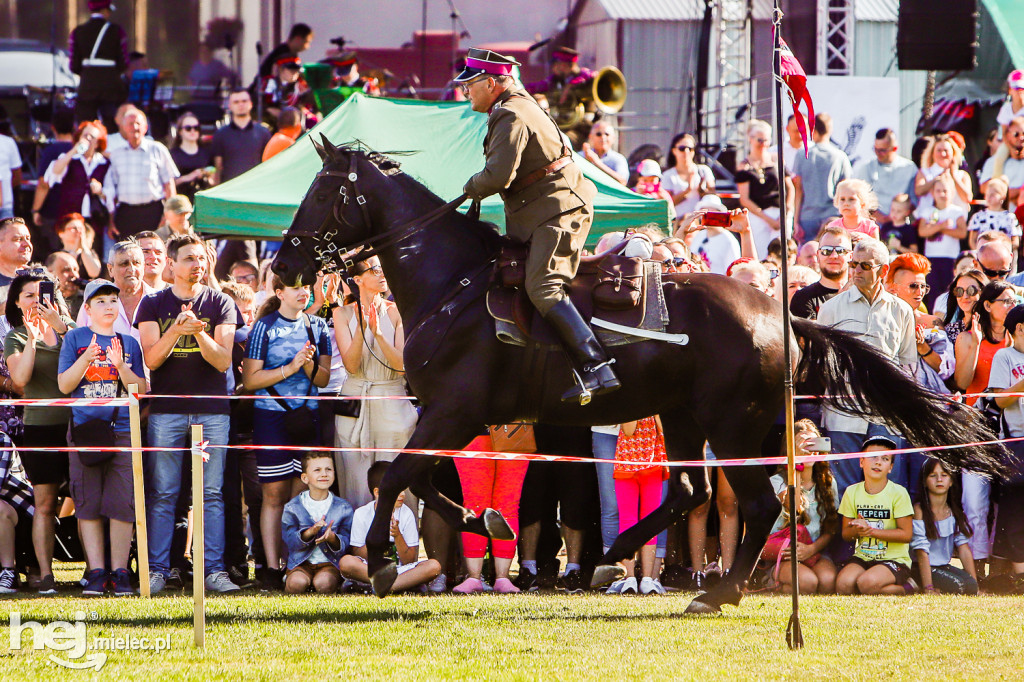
[{"xmin": 266, "ymin": 314, "xmax": 319, "ymax": 409}]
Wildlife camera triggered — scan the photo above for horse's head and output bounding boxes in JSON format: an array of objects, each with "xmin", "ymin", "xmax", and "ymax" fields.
[{"xmin": 272, "ymin": 134, "xmax": 400, "ymax": 287}]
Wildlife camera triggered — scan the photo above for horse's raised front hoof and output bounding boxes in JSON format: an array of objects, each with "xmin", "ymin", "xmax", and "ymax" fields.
[
  {"xmin": 684, "ymin": 597, "xmax": 722, "ymax": 615},
  {"xmin": 482, "ymin": 508, "xmax": 516, "ymax": 541},
  {"xmin": 590, "ymin": 564, "xmax": 626, "ymax": 588},
  {"xmin": 370, "ymin": 562, "xmax": 399, "ymax": 599}
]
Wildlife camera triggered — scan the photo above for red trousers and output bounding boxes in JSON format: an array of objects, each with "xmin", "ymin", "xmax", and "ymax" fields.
[{"xmin": 455, "ymin": 435, "xmax": 529, "ymax": 560}]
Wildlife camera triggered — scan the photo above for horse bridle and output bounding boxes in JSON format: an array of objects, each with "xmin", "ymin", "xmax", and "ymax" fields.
[{"xmin": 285, "ymin": 153, "xmax": 468, "ymax": 276}]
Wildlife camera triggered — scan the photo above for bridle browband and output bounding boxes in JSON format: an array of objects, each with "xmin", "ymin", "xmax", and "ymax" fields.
[{"xmin": 284, "ymin": 151, "xmax": 468, "ymax": 275}]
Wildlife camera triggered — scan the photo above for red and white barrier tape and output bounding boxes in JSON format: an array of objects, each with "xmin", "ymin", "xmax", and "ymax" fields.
[{"xmin": 9, "ymin": 436, "xmax": 1019, "ymax": 468}]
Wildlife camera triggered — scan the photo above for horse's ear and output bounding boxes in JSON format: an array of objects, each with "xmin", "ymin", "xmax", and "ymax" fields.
[
  {"xmin": 311, "ymin": 136, "xmax": 327, "ymax": 160},
  {"xmin": 319, "ymin": 133, "xmax": 338, "ymax": 160}
]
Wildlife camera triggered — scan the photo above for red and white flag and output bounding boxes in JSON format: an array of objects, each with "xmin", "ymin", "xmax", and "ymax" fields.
[{"xmin": 778, "ymin": 36, "xmax": 814, "ymax": 159}]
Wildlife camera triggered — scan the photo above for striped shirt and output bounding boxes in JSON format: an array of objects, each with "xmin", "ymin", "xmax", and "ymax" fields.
[
  {"xmin": 103, "ymin": 138, "xmax": 178, "ymax": 207},
  {"xmin": 0, "ymin": 435, "xmax": 34, "ymax": 516}
]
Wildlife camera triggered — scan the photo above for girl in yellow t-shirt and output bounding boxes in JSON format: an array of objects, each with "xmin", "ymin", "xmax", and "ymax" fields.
[{"xmin": 836, "ymin": 436, "xmax": 915, "ymax": 595}]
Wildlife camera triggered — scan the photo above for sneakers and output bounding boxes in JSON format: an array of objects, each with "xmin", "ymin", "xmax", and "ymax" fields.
[
  {"xmin": 79, "ymin": 569, "xmax": 89, "ymax": 588},
  {"xmin": 82, "ymin": 568, "xmax": 108, "ymax": 596},
  {"xmin": 605, "ymin": 578, "xmax": 627, "ymax": 595},
  {"xmin": 0, "ymin": 567, "xmax": 18, "ymax": 594},
  {"xmin": 452, "ymin": 577, "xmax": 485, "ymax": 594},
  {"xmin": 493, "ymin": 578, "xmax": 520, "ymax": 594},
  {"xmin": 228, "ymin": 564, "xmax": 253, "ymax": 589},
  {"xmin": 150, "ymin": 572, "xmax": 167, "ymax": 594},
  {"xmin": 512, "ymin": 570, "xmax": 539, "ymax": 592},
  {"xmin": 165, "ymin": 568, "xmax": 184, "ymax": 590},
  {"xmin": 259, "ymin": 567, "xmax": 284, "ymax": 592},
  {"xmin": 111, "ymin": 568, "xmax": 135, "ymax": 596},
  {"xmin": 640, "ymin": 576, "xmax": 666, "ymax": 595},
  {"xmin": 37, "ymin": 574, "xmax": 57, "ymax": 596},
  {"xmin": 427, "ymin": 573, "xmax": 448, "ymax": 594},
  {"xmin": 619, "ymin": 576, "xmax": 638, "ymax": 595},
  {"xmin": 555, "ymin": 569, "xmax": 585, "ymax": 594},
  {"xmin": 205, "ymin": 571, "xmax": 241, "ymax": 593}
]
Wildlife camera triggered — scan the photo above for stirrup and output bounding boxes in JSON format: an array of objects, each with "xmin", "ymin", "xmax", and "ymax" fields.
[{"xmin": 570, "ymin": 368, "xmax": 594, "ymax": 406}]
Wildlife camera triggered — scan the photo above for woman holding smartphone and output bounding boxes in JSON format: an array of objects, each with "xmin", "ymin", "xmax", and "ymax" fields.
[{"xmin": 3, "ymin": 272, "xmax": 74, "ymax": 595}]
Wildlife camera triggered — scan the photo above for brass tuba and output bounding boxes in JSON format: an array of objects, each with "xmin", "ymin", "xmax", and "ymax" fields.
[{"xmin": 548, "ymin": 66, "xmax": 627, "ymax": 130}]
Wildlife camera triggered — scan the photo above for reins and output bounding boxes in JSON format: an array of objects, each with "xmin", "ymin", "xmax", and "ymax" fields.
[{"xmin": 291, "ymin": 151, "xmax": 474, "ymax": 374}]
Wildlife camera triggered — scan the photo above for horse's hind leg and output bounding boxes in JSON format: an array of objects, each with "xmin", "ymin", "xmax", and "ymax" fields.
[
  {"xmin": 685, "ymin": 458, "xmax": 780, "ymax": 614},
  {"xmin": 598, "ymin": 409, "xmax": 710, "ymax": 587}
]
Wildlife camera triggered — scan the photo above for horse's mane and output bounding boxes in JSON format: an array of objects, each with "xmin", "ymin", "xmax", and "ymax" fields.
[{"xmin": 334, "ymin": 139, "xmax": 504, "ymax": 255}]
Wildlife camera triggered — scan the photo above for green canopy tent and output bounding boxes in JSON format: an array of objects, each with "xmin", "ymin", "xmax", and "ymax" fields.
[{"xmin": 193, "ymin": 94, "xmax": 670, "ymax": 247}]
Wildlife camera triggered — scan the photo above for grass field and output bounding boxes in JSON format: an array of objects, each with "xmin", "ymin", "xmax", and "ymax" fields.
[{"xmin": 3, "ymin": 578, "xmax": 1023, "ymax": 681}]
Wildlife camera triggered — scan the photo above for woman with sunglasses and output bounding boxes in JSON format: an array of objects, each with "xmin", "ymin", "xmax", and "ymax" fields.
[
  {"xmin": 332, "ymin": 257, "xmax": 419, "ymax": 510},
  {"xmin": 170, "ymin": 112, "xmax": 213, "ymax": 202},
  {"xmin": 942, "ymin": 269, "xmax": 989, "ymax": 345},
  {"xmin": 662, "ymin": 133, "xmax": 714, "ymax": 220},
  {"xmin": 736, "ymin": 120, "xmax": 792, "ymax": 258}
]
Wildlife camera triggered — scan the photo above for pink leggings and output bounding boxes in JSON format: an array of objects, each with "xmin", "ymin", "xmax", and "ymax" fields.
[
  {"xmin": 455, "ymin": 435, "xmax": 529, "ymax": 560},
  {"xmin": 615, "ymin": 467, "xmax": 663, "ymax": 546}
]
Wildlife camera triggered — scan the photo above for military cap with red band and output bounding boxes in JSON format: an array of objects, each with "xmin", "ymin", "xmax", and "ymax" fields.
[
  {"xmin": 452, "ymin": 47, "xmax": 521, "ymax": 83},
  {"xmin": 275, "ymin": 53, "xmax": 302, "ymax": 69},
  {"xmin": 551, "ymin": 47, "xmax": 579, "ymax": 63}
]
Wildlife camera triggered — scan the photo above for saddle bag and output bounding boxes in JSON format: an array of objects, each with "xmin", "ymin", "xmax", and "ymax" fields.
[
  {"xmin": 496, "ymin": 242, "xmax": 530, "ymax": 289},
  {"xmin": 592, "ymin": 257, "xmax": 644, "ymax": 311}
]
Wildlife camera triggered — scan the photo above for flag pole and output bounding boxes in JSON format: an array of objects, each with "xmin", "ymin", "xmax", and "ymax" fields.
[{"xmin": 772, "ymin": 0, "xmax": 804, "ymax": 650}]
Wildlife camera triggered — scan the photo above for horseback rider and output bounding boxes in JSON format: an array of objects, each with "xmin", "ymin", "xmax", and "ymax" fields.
[{"xmin": 454, "ymin": 48, "xmax": 620, "ymax": 404}]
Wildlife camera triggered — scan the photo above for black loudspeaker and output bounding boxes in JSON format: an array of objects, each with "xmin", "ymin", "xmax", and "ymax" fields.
[{"xmin": 897, "ymin": 0, "xmax": 978, "ymax": 71}]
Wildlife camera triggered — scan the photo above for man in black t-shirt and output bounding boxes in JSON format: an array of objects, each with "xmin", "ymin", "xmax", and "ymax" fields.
[
  {"xmin": 258, "ymin": 23, "xmax": 314, "ymax": 79},
  {"xmin": 136, "ymin": 233, "xmax": 239, "ymax": 594},
  {"xmin": 789, "ymin": 224, "xmax": 851, "ymax": 320}
]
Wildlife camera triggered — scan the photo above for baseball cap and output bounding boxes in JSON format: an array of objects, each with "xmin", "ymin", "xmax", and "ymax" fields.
[
  {"xmin": 164, "ymin": 195, "xmax": 193, "ymax": 215},
  {"xmin": 695, "ymin": 194, "xmax": 728, "ymax": 212},
  {"xmin": 636, "ymin": 159, "xmax": 662, "ymax": 178},
  {"xmin": 861, "ymin": 435, "xmax": 898, "ymax": 451},
  {"xmin": 83, "ymin": 278, "xmax": 120, "ymax": 303},
  {"xmin": 1009, "ymin": 70, "xmax": 1024, "ymax": 90}
]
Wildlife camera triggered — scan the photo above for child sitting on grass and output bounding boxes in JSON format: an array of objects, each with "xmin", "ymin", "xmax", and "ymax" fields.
[
  {"xmin": 281, "ymin": 453, "xmax": 353, "ymax": 594},
  {"xmin": 911, "ymin": 458, "xmax": 978, "ymax": 595},
  {"xmin": 340, "ymin": 461, "xmax": 441, "ymax": 593},
  {"xmin": 836, "ymin": 436, "xmax": 914, "ymax": 595}
]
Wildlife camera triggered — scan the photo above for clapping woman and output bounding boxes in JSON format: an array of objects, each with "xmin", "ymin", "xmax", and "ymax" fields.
[{"xmin": 3, "ymin": 272, "xmax": 74, "ymax": 595}]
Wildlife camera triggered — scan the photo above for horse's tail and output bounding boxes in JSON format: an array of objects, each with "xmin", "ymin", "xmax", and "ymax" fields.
[{"xmin": 791, "ymin": 317, "xmax": 1008, "ymax": 478}]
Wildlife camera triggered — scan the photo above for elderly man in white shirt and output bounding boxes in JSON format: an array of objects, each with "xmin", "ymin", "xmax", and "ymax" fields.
[
  {"xmin": 817, "ymin": 237, "xmax": 917, "ymax": 496},
  {"xmin": 75, "ymin": 239, "xmax": 153, "ymax": 344}
]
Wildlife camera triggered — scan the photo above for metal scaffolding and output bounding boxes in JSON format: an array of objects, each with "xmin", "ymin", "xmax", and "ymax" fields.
[
  {"xmin": 818, "ymin": 0, "xmax": 854, "ymax": 76},
  {"xmin": 700, "ymin": 0, "xmax": 755, "ymax": 166}
]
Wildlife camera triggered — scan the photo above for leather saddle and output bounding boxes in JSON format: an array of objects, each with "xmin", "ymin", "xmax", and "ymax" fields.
[{"xmin": 486, "ymin": 239, "xmax": 652, "ymax": 348}]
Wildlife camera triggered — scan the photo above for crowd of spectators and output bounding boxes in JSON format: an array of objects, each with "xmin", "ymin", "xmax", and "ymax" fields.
[{"xmin": 1, "ymin": 48, "xmax": 1024, "ymax": 600}]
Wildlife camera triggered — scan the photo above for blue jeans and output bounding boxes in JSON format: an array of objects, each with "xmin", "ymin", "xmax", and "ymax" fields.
[
  {"xmin": 827, "ymin": 423, "xmax": 905, "ymax": 499},
  {"xmin": 146, "ymin": 412, "xmax": 230, "ymax": 576},
  {"xmin": 592, "ymin": 432, "xmax": 619, "ymax": 551}
]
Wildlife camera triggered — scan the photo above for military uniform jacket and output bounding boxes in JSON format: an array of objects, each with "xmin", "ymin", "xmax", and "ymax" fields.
[
  {"xmin": 69, "ymin": 16, "xmax": 129, "ymax": 98},
  {"xmin": 464, "ymin": 88, "xmax": 596, "ymax": 242}
]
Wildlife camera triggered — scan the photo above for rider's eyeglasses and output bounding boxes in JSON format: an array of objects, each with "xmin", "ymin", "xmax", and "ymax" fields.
[
  {"xmin": 817, "ymin": 246, "xmax": 850, "ymax": 257},
  {"xmin": 850, "ymin": 260, "xmax": 881, "ymax": 272},
  {"xmin": 982, "ymin": 266, "xmax": 1011, "ymax": 279},
  {"xmin": 457, "ymin": 77, "xmax": 489, "ymax": 95},
  {"xmin": 953, "ymin": 285, "xmax": 981, "ymax": 298},
  {"xmin": 357, "ymin": 265, "xmax": 384, "ymax": 276}
]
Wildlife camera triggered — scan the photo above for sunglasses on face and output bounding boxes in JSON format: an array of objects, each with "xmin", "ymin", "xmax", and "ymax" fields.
[
  {"xmin": 661, "ymin": 257, "xmax": 687, "ymax": 268},
  {"xmin": 993, "ymin": 296, "xmax": 1018, "ymax": 306},
  {"xmin": 982, "ymin": 267, "xmax": 1011, "ymax": 278},
  {"xmin": 180, "ymin": 125, "xmax": 200, "ymax": 132},
  {"xmin": 766, "ymin": 268, "xmax": 780, "ymax": 280},
  {"xmin": 357, "ymin": 265, "xmax": 384, "ymax": 276},
  {"xmin": 850, "ymin": 260, "xmax": 881, "ymax": 272},
  {"xmin": 906, "ymin": 283, "xmax": 931, "ymax": 293},
  {"xmin": 676, "ymin": 145, "xmax": 694, "ymax": 151},
  {"xmin": 817, "ymin": 246, "xmax": 850, "ymax": 257},
  {"xmin": 954, "ymin": 285, "xmax": 981, "ymax": 298}
]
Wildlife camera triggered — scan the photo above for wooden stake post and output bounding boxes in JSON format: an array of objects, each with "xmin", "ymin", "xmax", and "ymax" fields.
[
  {"xmin": 191, "ymin": 424, "xmax": 205, "ymax": 649},
  {"xmin": 128, "ymin": 384, "xmax": 150, "ymax": 598}
]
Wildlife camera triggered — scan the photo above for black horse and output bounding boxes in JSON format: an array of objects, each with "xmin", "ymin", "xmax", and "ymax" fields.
[{"xmin": 272, "ymin": 136, "xmax": 1004, "ymax": 613}]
